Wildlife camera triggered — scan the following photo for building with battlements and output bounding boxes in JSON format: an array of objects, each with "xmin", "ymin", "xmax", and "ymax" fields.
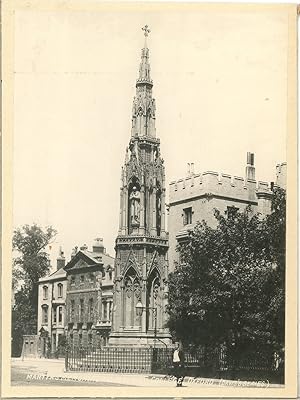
[{"xmin": 168, "ymin": 154, "xmax": 286, "ymax": 271}]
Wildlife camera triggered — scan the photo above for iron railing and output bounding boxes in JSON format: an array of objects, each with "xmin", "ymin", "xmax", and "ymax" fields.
[{"xmin": 65, "ymin": 344, "xmax": 283, "ymax": 382}]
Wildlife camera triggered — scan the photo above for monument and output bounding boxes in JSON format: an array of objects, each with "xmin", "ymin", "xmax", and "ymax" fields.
[{"xmin": 109, "ymin": 26, "xmax": 171, "ymax": 346}]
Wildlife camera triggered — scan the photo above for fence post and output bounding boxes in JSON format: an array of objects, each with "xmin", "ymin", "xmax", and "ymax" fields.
[{"xmin": 65, "ymin": 345, "xmax": 68, "ymax": 371}]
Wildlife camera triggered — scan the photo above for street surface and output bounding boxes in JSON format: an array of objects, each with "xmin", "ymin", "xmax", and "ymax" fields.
[{"xmin": 11, "ymin": 358, "xmax": 282, "ymax": 388}]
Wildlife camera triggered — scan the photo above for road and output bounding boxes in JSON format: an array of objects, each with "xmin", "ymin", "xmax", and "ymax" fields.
[{"xmin": 11, "ymin": 359, "xmax": 135, "ymax": 386}]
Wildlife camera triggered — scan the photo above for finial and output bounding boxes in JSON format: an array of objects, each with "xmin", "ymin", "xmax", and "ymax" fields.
[{"xmin": 142, "ymin": 25, "xmax": 150, "ymax": 47}]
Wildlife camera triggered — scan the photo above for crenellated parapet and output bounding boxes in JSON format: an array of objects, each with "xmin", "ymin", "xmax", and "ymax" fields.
[{"xmin": 169, "ymin": 170, "xmax": 273, "ymax": 206}]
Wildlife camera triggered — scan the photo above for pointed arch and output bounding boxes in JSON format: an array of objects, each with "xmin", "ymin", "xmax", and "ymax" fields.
[
  {"xmin": 122, "ymin": 264, "xmax": 142, "ymax": 328},
  {"xmin": 147, "ymin": 251, "xmax": 161, "ymax": 278},
  {"xmin": 123, "ymin": 250, "xmax": 140, "ymax": 278},
  {"xmin": 146, "ymin": 266, "xmax": 162, "ymax": 331}
]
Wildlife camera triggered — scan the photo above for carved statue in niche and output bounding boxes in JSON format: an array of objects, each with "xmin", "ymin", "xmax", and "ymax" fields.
[
  {"xmin": 156, "ymin": 190, "xmax": 162, "ymax": 235},
  {"xmin": 129, "ymin": 186, "xmax": 140, "ymax": 226}
]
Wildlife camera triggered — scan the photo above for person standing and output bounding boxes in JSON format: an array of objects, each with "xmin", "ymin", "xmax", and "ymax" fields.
[{"xmin": 172, "ymin": 342, "xmax": 185, "ymax": 387}]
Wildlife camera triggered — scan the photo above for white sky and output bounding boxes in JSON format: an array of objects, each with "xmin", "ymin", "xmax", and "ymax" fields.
[{"xmin": 13, "ymin": 6, "xmax": 288, "ymax": 268}]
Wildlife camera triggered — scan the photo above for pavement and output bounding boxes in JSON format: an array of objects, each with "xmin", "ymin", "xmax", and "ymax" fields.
[{"xmin": 11, "ymin": 358, "xmax": 283, "ymax": 388}]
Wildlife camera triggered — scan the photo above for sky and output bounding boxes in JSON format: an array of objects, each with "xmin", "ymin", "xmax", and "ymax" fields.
[{"xmin": 13, "ymin": 4, "xmax": 288, "ymax": 269}]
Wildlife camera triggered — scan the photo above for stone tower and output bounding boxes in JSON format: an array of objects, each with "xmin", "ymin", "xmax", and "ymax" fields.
[{"xmin": 109, "ymin": 26, "xmax": 171, "ymax": 347}]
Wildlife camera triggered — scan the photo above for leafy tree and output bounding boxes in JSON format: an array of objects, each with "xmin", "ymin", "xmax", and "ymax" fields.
[
  {"xmin": 262, "ymin": 187, "xmax": 286, "ymax": 350},
  {"xmin": 167, "ymin": 188, "xmax": 285, "ymax": 358},
  {"xmin": 12, "ymin": 224, "xmax": 57, "ymax": 356}
]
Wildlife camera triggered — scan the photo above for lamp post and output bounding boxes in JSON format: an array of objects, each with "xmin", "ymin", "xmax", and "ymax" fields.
[{"xmin": 136, "ymin": 300, "xmax": 157, "ymax": 348}]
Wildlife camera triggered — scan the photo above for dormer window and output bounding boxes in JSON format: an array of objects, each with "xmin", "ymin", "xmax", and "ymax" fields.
[
  {"xmin": 70, "ymin": 276, "xmax": 75, "ymax": 286},
  {"xmin": 43, "ymin": 286, "xmax": 48, "ymax": 300},
  {"xmin": 80, "ymin": 275, "xmax": 84, "ymax": 284}
]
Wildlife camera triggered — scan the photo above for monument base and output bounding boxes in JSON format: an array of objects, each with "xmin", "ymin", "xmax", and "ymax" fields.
[{"xmin": 108, "ymin": 330, "xmax": 172, "ymax": 348}]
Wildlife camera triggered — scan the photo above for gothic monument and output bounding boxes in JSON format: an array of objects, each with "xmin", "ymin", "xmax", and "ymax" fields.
[{"xmin": 109, "ymin": 26, "xmax": 171, "ymax": 346}]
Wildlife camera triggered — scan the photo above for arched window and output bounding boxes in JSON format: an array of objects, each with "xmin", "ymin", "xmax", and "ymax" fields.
[
  {"xmin": 43, "ymin": 286, "xmax": 48, "ymax": 300},
  {"xmin": 57, "ymin": 283, "xmax": 63, "ymax": 298},
  {"xmin": 147, "ymin": 270, "xmax": 161, "ymax": 331},
  {"xmin": 123, "ymin": 267, "xmax": 141, "ymax": 328}
]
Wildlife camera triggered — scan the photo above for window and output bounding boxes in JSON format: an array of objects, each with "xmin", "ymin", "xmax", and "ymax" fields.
[
  {"xmin": 58, "ymin": 306, "xmax": 63, "ymax": 324},
  {"xmin": 89, "ymin": 273, "xmax": 94, "ymax": 282},
  {"xmin": 71, "ymin": 300, "xmax": 75, "ymax": 319},
  {"xmin": 109, "ymin": 270, "xmax": 113, "ymax": 281},
  {"xmin": 183, "ymin": 207, "xmax": 193, "ymax": 225},
  {"xmin": 70, "ymin": 276, "xmax": 75, "ymax": 286},
  {"xmin": 43, "ymin": 286, "xmax": 48, "ymax": 300},
  {"xmin": 53, "ymin": 308, "xmax": 57, "ymax": 323},
  {"xmin": 88, "ymin": 298, "xmax": 94, "ymax": 320},
  {"xmin": 88, "ymin": 334, "xmax": 93, "ymax": 346},
  {"xmin": 80, "ymin": 275, "xmax": 84, "ymax": 284},
  {"xmin": 103, "ymin": 301, "xmax": 107, "ymax": 321},
  {"xmin": 42, "ymin": 306, "xmax": 48, "ymax": 324},
  {"xmin": 102, "ymin": 270, "xmax": 106, "ymax": 279},
  {"xmin": 80, "ymin": 299, "xmax": 84, "ymax": 320},
  {"xmin": 57, "ymin": 283, "xmax": 63, "ymax": 298}
]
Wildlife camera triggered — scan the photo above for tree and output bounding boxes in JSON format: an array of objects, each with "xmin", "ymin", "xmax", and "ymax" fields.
[
  {"xmin": 262, "ymin": 187, "xmax": 286, "ymax": 350},
  {"xmin": 167, "ymin": 189, "xmax": 286, "ymax": 358},
  {"xmin": 12, "ymin": 224, "xmax": 57, "ymax": 356}
]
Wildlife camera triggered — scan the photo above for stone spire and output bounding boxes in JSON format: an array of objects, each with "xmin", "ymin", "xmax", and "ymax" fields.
[
  {"xmin": 110, "ymin": 27, "xmax": 171, "ymax": 347},
  {"xmin": 131, "ymin": 25, "xmax": 156, "ymax": 138},
  {"xmin": 138, "ymin": 25, "xmax": 152, "ymax": 83}
]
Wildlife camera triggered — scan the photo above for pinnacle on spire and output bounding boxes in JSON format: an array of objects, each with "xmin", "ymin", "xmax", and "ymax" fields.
[{"xmin": 137, "ymin": 25, "xmax": 152, "ymax": 84}]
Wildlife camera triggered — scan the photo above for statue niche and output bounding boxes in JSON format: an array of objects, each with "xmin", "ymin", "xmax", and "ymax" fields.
[
  {"xmin": 156, "ymin": 186, "xmax": 162, "ymax": 236},
  {"xmin": 128, "ymin": 180, "xmax": 141, "ymax": 230}
]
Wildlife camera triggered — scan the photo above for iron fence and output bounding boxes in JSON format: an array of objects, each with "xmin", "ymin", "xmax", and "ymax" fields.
[
  {"xmin": 65, "ymin": 344, "xmax": 283, "ymax": 382},
  {"xmin": 66, "ymin": 346, "xmax": 153, "ymax": 373}
]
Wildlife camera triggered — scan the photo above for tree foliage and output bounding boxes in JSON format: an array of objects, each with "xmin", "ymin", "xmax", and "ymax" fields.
[
  {"xmin": 12, "ymin": 224, "xmax": 57, "ymax": 356},
  {"xmin": 167, "ymin": 188, "xmax": 286, "ymax": 355}
]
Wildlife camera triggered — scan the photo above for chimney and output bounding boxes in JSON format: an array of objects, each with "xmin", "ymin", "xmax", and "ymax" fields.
[
  {"xmin": 275, "ymin": 162, "xmax": 287, "ymax": 189},
  {"xmin": 92, "ymin": 238, "xmax": 105, "ymax": 254},
  {"xmin": 245, "ymin": 152, "xmax": 255, "ymax": 180},
  {"xmin": 57, "ymin": 247, "xmax": 65, "ymax": 270},
  {"xmin": 71, "ymin": 246, "xmax": 78, "ymax": 259},
  {"xmin": 80, "ymin": 244, "xmax": 88, "ymax": 251},
  {"xmin": 187, "ymin": 163, "xmax": 190, "ymax": 177},
  {"xmin": 191, "ymin": 162, "xmax": 194, "ymax": 175}
]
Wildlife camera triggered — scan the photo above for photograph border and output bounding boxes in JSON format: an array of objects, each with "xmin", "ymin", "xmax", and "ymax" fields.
[{"xmin": 1, "ymin": 0, "xmax": 298, "ymax": 398}]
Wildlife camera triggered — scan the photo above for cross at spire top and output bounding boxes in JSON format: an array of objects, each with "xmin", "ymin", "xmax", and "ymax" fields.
[
  {"xmin": 142, "ymin": 25, "xmax": 150, "ymax": 37},
  {"xmin": 142, "ymin": 25, "xmax": 150, "ymax": 47}
]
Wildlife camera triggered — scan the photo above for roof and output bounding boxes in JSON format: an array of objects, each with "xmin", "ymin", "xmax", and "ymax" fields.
[
  {"xmin": 81, "ymin": 250, "xmax": 114, "ymax": 266},
  {"xmin": 39, "ymin": 250, "xmax": 115, "ymax": 281},
  {"xmin": 39, "ymin": 267, "xmax": 66, "ymax": 283},
  {"xmin": 64, "ymin": 250, "xmax": 115, "ymax": 271}
]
